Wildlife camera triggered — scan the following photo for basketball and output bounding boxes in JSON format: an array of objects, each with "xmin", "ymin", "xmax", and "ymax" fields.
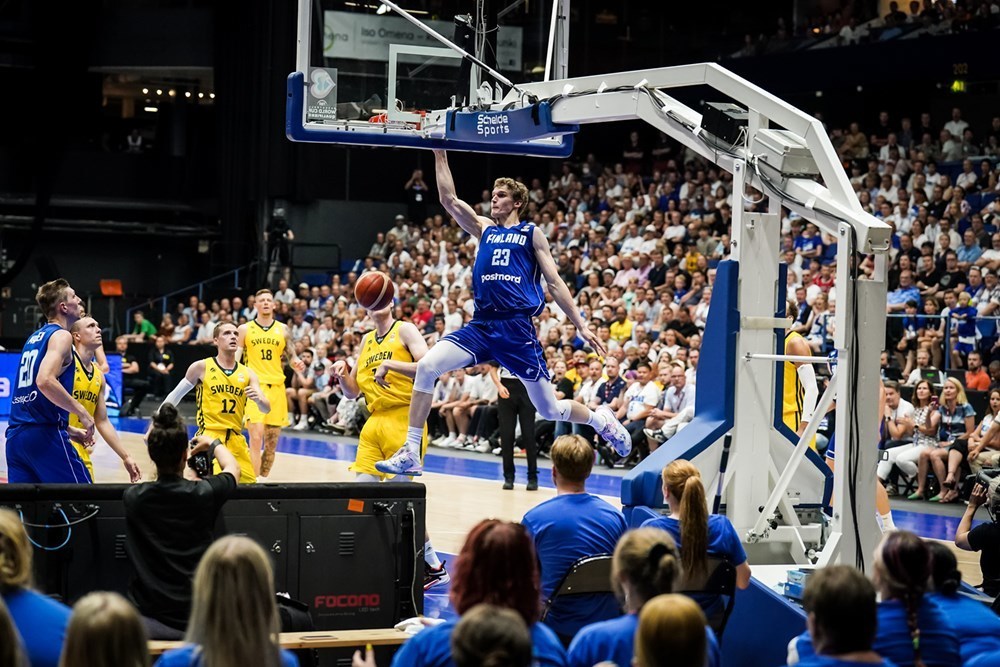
[{"xmin": 354, "ymin": 271, "xmax": 395, "ymax": 311}]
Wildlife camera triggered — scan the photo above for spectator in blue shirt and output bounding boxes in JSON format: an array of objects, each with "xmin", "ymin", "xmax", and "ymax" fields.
[
  {"xmin": 522, "ymin": 434, "xmax": 627, "ymax": 644},
  {"xmin": 391, "ymin": 519, "xmax": 567, "ymax": 667},
  {"xmin": 927, "ymin": 541, "xmax": 1000, "ymax": 667},
  {"xmin": 949, "ymin": 290, "xmax": 978, "ymax": 367},
  {"xmin": 0, "ymin": 597, "xmax": 24, "ymax": 667},
  {"xmin": 957, "ymin": 229, "xmax": 984, "ymax": 271},
  {"xmin": 0, "ymin": 508, "xmax": 71, "ymax": 667},
  {"xmin": 887, "ymin": 270, "xmax": 921, "ymax": 313},
  {"xmin": 567, "ymin": 528, "xmax": 720, "ymax": 667}
]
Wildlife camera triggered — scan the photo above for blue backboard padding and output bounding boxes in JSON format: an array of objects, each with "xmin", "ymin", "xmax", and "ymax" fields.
[
  {"xmin": 723, "ymin": 579, "xmax": 806, "ymax": 667},
  {"xmin": 621, "ymin": 260, "xmax": 740, "ymax": 508},
  {"xmin": 286, "ymin": 72, "xmax": 575, "ymax": 158}
]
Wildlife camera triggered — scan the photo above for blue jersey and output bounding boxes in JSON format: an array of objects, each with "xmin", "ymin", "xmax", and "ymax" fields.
[
  {"xmin": 9, "ymin": 323, "xmax": 73, "ymax": 427},
  {"xmin": 473, "ymin": 222, "xmax": 544, "ymax": 318}
]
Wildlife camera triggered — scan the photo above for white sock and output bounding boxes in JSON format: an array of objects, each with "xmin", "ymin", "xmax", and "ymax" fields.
[
  {"xmin": 405, "ymin": 426, "xmax": 423, "ymax": 452},
  {"xmin": 880, "ymin": 512, "xmax": 896, "ymax": 532},
  {"xmin": 586, "ymin": 409, "xmax": 608, "ymax": 430},
  {"xmin": 425, "ymin": 540, "xmax": 442, "ymax": 569},
  {"xmin": 448, "ymin": 431, "xmax": 456, "ymax": 438}
]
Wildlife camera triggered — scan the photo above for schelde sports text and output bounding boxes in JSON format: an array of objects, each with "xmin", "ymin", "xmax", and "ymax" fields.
[{"xmin": 476, "ymin": 114, "xmax": 511, "ymax": 137}]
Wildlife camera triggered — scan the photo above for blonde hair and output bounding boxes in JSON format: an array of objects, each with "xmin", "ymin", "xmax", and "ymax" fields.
[
  {"xmin": 634, "ymin": 594, "xmax": 708, "ymax": 667},
  {"xmin": 493, "ymin": 177, "xmax": 529, "ymax": 218},
  {"xmin": 187, "ymin": 536, "xmax": 282, "ymax": 667},
  {"xmin": 662, "ymin": 460, "xmax": 709, "ymax": 579},
  {"xmin": 610, "ymin": 528, "xmax": 682, "ymax": 611},
  {"xmin": 0, "ymin": 596, "xmax": 24, "ymax": 667},
  {"xmin": 36, "ymin": 279, "xmax": 71, "ymax": 319},
  {"xmin": 550, "ymin": 434, "xmax": 594, "ymax": 484},
  {"xmin": 940, "ymin": 377, "xmax": 969, "ymax": 406},
  {"xmin": 0, "ymin": 509, "xmax": 32, "ymax": 592},
  {"xmin": 59, "ymin": 592, "xmax": 149, "ymax": 667}
]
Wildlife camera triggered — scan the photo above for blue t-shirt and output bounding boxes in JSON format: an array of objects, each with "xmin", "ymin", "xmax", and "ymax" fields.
[
  {"xmin": 929, "ymin": 592, "xmax": 1000, "ymax": 664},
  {"xmin": 567, "ymin": 612, "xmax": 720, "ymax": 667},
  {"xmin": 9, "ymin": 323, "xmax": 74, "ymax": 427},
  {"xmin": 640, "ymin": 514, "xmax": 748, "ymax": 566},
  {"xmin": 390, "ymin": 618, "xmax": 567, "ymax": 667},
  {"xmin": 791, "ymin": 596, "xmax": 960, "ymax": 667},
  {"xmin": 155, "ymin": 644, "xmax": 299, "ymax": 667},
  {"xmin": 472, "ymin": 222, "xmax": 544, "ymax": 318},
  {"xmin": 3, "ymin": 588, "xmax": 71, "ymax": 667},
  {"xmin": 937, "ymin": 402, "xmax": 975, "ymax": 442},
  {"xmin": 952, "ymin": 304, "xmax": 977, "ymax": 337},
  {"xmin": 792, "ymin": 657, "xmax": 896, "ymax": 667},
  {"xmin": 522, "ymin": 493, "xmax": 627, "ymax": 637}
]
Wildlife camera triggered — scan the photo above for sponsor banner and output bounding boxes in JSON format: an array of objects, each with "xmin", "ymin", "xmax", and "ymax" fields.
[
  {"xmin": 0, "ymin": 352, "xmax": 123, "ymax": 418},
  {"xmin": 323, "ymin": 11, "xmax": 522, "ymax": 71},
  {"xmin": 445, "ymin": 102, "xmax": 576, "ymax": 144}
]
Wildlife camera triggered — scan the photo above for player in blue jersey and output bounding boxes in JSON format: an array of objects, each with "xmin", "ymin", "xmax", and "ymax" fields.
[
  {"xmin": 5, "ymin": 279, "xmax": 96, "ymax": 483},
  {"xmin": 376, "ymin": 150, "xmax": 630, "ymax": 476}
]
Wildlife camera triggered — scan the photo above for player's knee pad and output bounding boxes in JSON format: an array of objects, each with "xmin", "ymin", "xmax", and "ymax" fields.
[
  {"xmin": 413, "ymin": 356, "xmax": 448, "ymax": 394},
  {"xmin": 537, "ymin": 398, "xmax": 573, "ymax": 422}
]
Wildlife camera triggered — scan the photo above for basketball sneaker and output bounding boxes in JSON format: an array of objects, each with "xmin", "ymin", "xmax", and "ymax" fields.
[
  {"xmin": 375, "ymin": 447, "xmax": 423, "ymax": 476},
  {"xmin": 596, "ymin": 405, "xmax": 632, "ymax": 457},
  {"xmin": 424, "ymin": 561, "xmax": 450, "ymax": 591}
]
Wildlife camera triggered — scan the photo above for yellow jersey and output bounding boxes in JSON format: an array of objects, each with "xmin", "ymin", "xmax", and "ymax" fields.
[
  {"xmin": 69, "ymin": 351, "xmax": 103, "ymax": 429},
  {"xmin": 244, "ymin": 319, "xmax": 286, "ymax": 384},
  {"xmin": 356, "ymin": 321, "xmax": 415, "ymax": 413},
  {"xmin": 782, "ymin": 331, "xmax": 805, "ymax": 426},
  {"xmin": 196, "ymin": 358, "xmax": 251, "ymax": 433}
]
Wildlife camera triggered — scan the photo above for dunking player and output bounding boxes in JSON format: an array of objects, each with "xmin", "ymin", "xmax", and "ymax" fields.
[
  {"xmin": 376, "ymin": 150, "xmax": 631, "ymax": 476},
  {"xmin": 5, "ymin": 279, "xmax": 95, "ymax": 483},
  {"xmin": 236, "ymin": 289, "xmax": 303, "ymax": 477},
  {"xmin": 156, "ymin": 322, "xmax": 269, "ymax": 483},
  {"xmin": 331, "ymin": 294, "xmax": 449, "ymax": 589},
  {"xmin": 69, "ymin": 316, "xmax": 142, "ymax": 482}
]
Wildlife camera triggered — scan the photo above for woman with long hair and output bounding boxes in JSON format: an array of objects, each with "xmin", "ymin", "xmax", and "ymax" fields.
[
  {"xmin": 918, "ymin": 378, "xmax": 975, "ymax": 502},
  {"xmin": 938, "ymin": 388, "xmax": 1000, "ymax": 502},
  {"xmin": 926, "ymin": 541, "xmax": 1000, "ymax": 667},
  {"xmin": 567, "ymin": 528, "xmax": 720, "ymax": 667},
  {"xmin": 789, "ymin": 531, "xmax": 959, "ymax": 667},
  {"xmin": 390, "ymin": 519, "xmax": 565, "ymax": 667},
  {"xmin": 60, "ymin": 592, "xmax": 149, "ymax": 667},
  {"xmin": 155, "ymin": 536, "xmax": 298, "ymax": 667},
  {"xmin": 643, "ymin": 460, "xmax": 751, "ymax": 589},
  {"xmin": 634, "ymin": 594, "xmax": 709, "ymax": 667},
  {"xmin": 880, "ymin": 380, "xmax": 938, "ymax": 496},
  {"xmin": 0, "ymin": 508, "xmax": 71, "ymax": 667}
]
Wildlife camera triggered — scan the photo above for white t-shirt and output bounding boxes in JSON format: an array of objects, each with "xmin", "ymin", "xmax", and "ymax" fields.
[
  {"xmin": 624, "ymin": 381, "xmax": 661, "ymax": 421},
  {"xmin": 888, "ymin": 398, "xmax": 915, "ymax": 422},
  {"xmin": 274, "ymin": 288, "xmax": 295, "ymax": 305}
]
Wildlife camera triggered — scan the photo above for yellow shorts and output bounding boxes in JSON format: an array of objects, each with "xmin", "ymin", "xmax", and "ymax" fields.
[
  {"xmin": 245, "ymin": 382, "xmax": 288, "ymax": 427},
  {"xmin": 350, "ymin": 407, "xmax": 427, "ymax": 480},
  {"xmin": 199, "ymin": 427, "xmax": 257, "ymax": 484},
  {"xmin": 71, "ymin": 442, "xmax": 95, "ymax": 482},
  {"xmin": 782, "ymin": 411, "xmax": 816, "ymax": 451}
]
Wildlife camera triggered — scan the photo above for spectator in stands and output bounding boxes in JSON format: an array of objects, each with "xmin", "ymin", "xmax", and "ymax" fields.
[
  {"xmin": 615, "ymin": 361, "xmax": 660, "ymax": 457},
  {"xmin": 0, "ymin": 597, "xmax": 24, "ymax": 667},
  {"xmin": 877, "ymin": 381, "xmax": 916, "ymax": 490},
  {"xmin": 896, "ymin": 300, "xmax": 924, "ymax": 376},
  {"xmin": 966, "ymin": 350, "xmax": 991, "ymax": 391},
  {"xmin": 956, "ymin": 479, "xmax": 1000, "ymax": 597},
  {"xmin": 117, "ymin": 335, "xmax": 149, "ymax": 417},
  {"xmin": 950, "ymin": 291, "xmax": 978, "ymax": 369},
  {"xmin": 568, "ymin": 528, "xmax": 719, "ymax": 667},
  {"xmin": 60, "ymin": 591, "xmax": 149, "ymax": 667},
  {"xmin": 170, "ymin": 313, "xmax": 193, "ymax": 344},
  {"xmin": 155, "ymin": 536, "xmax": 298, "ymax": 667},
  {"xmin": 791, "ymin": 566, "xmax": 893, "ymax": 667},
  {"xmin": 521, "ymin": 434, "xmax": 626, "ymax": 644},
  {"xmin": 125, "ymin": 404, "xmax": 239, "ymax": 639},
  {"xmin": 916, "ymin": 378, "xmax": 975, "ymax": 502},
  {"xmin": 643, "ymin": 364, "xmax": 696, "ymax": 453},
  {"xmin": 286, "ymin": 348, "xmax": 318, "ymax": 429},
  {"xmin": 0, "ymin": 508, "xmax": 70, "ymax": 667},
  {"xmin": 789, "ymin": 531, "xmax": 960, "ymax": 667},
  {"xmin": 390, "ymin": 519, "xmax": 566, "ymax": 667},
  {"xmin": 128, "ymin": 310, "xmax": 158, "ymax": 342},
  {"xmin": 905, "ymin": 347, "xmax": 944, "ymax": 385},
  {"xmin": 147, "ymin": 335, "xmax": 174, "ymax": 398},
  {"xmin": 634, "ymin": 594, "xmax": 712, "ymax": 667},
  {"xmin": 447, "ymin": 604, "xmax": 533, "ymax": 667},
  {"xmin": 194, "ymin": 311, "xmax": 216, "ymax": 345}
]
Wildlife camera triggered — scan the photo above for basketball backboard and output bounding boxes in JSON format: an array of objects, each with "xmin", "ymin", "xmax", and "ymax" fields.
[{"xmin": 288, "ymin": 0, "xmax": 576, "ymax": 156}]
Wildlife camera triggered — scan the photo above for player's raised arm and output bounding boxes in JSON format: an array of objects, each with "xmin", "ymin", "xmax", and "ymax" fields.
[
  {"xmin": 531, "ymin": 227, "xmax": 607, "ymax": 358},
  {"xmin": 37, "ymin": 330, "xmax": 94, "ymax": 437},
  {"xmin": 434, "ymin": 150, "xmax": 488, "ymax": 239}
]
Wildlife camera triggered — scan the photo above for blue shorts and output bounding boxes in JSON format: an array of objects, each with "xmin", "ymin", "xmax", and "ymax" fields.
[
  {"xmin": 954, "ymin": 341, "xmax": 974, "ymax": 355},
  {"xmin": 5, "ymin": 423, "xmax": 92, "ymax": 484},
  {"xmin": 443, "ymin": 318, "xmax": 550, "ymax": 382}
]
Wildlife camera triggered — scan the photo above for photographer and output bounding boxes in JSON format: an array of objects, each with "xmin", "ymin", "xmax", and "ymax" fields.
[
  {"xmin": 124, "ymin": 404, "xmax": 239, "ymax": 639},
  {"xmin": 955, "ymin": 479, "xmax": 1000, "ymax": 597}
]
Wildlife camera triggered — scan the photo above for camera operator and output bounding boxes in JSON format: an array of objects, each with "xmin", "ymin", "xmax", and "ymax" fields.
[
  {"xmin": 955, "ymin": 478, "xmax": 1000, "ymax": 597},
  {"xmin": 124, "ymin": 404, "xmax": 239, "ymax": 639}
]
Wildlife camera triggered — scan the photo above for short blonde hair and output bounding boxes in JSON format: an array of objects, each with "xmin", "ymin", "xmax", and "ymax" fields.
[
  {"xmin": 36, "ymin": 279, "xmax": 71, "ymax": 319},
  {"xmin": 494, "ymin": 177, "xmax": 529, "ymax": 218},
  {"xmin": 0, "ymin": 509, "xmax": 32, "ymax": 592},
  {"xmin": 59, "ymin": 592, "xmax": 149, "ymax": 667},
  {"xmin": 634, "ymin": 594, "xmax": 707, "ymax": 667},
  {"xmin": 550, "ymin": 434, "xmax": 594, "ymax": 484}
]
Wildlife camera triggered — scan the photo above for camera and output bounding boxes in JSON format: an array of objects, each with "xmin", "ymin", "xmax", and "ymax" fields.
[
  {"xmin": 962, "ymin": 468, "xmax": 1000, "ymax": 511},
  {"xmin": 187, "ymin": 438, "xmax": 215, "ymax": 478}
]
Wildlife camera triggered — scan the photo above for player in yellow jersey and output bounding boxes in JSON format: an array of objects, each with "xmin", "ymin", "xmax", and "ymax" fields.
[
  {"xmin": 782, "ymin": 300, "xmax": 818, "ymax": 447},
  {"xmin": 156, "ymin": 322, "xmax": 269, "ymax": 483},
  {"xmin": 331, "ymin": 297, "xmax": 448, "ymax": 590},
  {"xmin": 236, "ymin": 288, "xmax": 303, "ymax": 478},
  {"xmin": 68, "ymin": 316, "xmax": 141, "ymax": 483}
]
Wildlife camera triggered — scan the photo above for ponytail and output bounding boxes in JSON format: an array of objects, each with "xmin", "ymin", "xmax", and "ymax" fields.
[
  {"xmin": 903, "ymin": 590, "xmax": 925, "ymax": 667},
  {"xmin": 876, "ymin": 531, "xmax": 932, "ymax": 667},
  {"xmin": 664, "ymin": 461, "xmax": 709, "ymax": 580}
]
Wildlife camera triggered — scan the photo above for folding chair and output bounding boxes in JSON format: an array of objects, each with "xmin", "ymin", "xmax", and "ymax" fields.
[
  {"xmin": 540, "ymin": 554, "xmax": 614, "ymax": 622},
  {"xmin": 677, "ymin": 556, "xmax": 737, "ymax": 640}
]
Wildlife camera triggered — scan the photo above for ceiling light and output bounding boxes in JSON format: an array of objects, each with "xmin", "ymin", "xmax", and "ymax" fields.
[
  {"xmin": 377, "ymin": 3, "xmax": 390, "ymax": 14},
  {"xmin": 184, "ymin": 91, "xmax": 191, "ymax": 98},
  {"xmin": 156, "ymin": 89, "xmax": 162, "ymax": 96},
  {"xmin": 168, "ymin": 89, "xmax": 176, "ymax": 97},
  {"xmin": 144, "ymin": 106, "xmax": 158, "ymax": 113},
  {"xmin": 141, "ymin": 87, "xmax": 149, "ymax": 94},
  {"xmin": 198, "ymin": 92, "xmax": 204, "ymax": 99},
  {"xmin": 209, "ymin": 93, "xmax": 215, "ymax": 99}
]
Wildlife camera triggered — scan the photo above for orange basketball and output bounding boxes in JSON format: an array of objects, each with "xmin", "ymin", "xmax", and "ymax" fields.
[{"xmin": 354, "ymin": 271, "xmax": 395, "ymax": 311}]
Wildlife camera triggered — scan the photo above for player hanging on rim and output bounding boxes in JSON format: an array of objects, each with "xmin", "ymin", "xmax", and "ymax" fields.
[
  {"xmin": 376, "ymin": 150, "xmax": 631, "ymax": 476},
  {"xmin": 68, "ymin": 316, "xmax": 142, "ymax": 483},
  {"xmin": 154, "ymin": 322, "xmax": 270, "ymax": 483},
  {"xmin": 236, "ymin": 288, "xmax": 304, "ymax": 477},
  {"xmin": 5, "ymin": 279, "xmax": 96, "ymax": 483},
  {"xmin": 331, "ymin": 284, "xmax": 449, "ymax": 589}
]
